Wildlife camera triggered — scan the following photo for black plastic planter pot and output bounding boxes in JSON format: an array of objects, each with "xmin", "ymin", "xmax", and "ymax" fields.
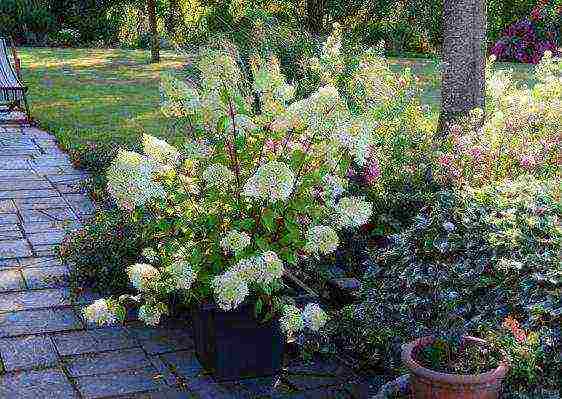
[{"xmin": 191, "ymin": 302, "xmax": 284, "ymax": 381}]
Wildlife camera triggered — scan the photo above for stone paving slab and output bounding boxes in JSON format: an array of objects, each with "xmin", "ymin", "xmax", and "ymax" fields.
[
  {"xmin": 0, "ymin": 368, "xmax": 78, "ymax": 399},
  {"xmin": 0, "ymin": 335, "xmax": 59, "ymax": 372}
]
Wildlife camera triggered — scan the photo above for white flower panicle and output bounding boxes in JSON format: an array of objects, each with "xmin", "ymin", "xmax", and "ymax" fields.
[
  {"xmin": 142, "ymin": 134, "xmax": 180, "ymax": 165},
  {"xmin": 302, "ymin": 303, "xmax": 328, "ymax": 332},
  {"xmin": 141, "ymin": 248, "xmax": 158, "ymax": 262},
  {"xmin": 243, "ymin": 161, "xmax": 295, "ymax": 202},
  {"xmin": 280, "ymin": 304, "xmax": 304, "ymax": 337},
  {"xmin": 83, "ymin": 299, "xmax": 118, "ymax": 326},
  {"xmin": 202, "ymin": 163, "xmax": 235, "ymax": 188},
  {"xmin": 335, "ymin": 196, "xmax": 373, "ymax": 228},
  {"xmin": 166, "ymin": 260, "xmax": 198, "ymax": 290},
  {"xmin": 107, "ymin": 150, "xmax": 165, "ymax": 211},
  {"xmin": 220, "ymin": 230, "xmax": 251, "ymax": 254},
  {"xmin": 138, "ymin": 302, "xmax": 167, "ymax": 326},
  {"xmin": 127, "ymin": 263, "xmax": 160, "ymax": 292},
  {"xmin": 260, "ymin": 251, "xmax": 284, "ymax": 284},
  {"xmin": 305, "ymin": 226, "xmax": 339, "ymax": 256},
  {"xmin": 212, "ymin": 270, "xmax": 250, "ymax": 311}
]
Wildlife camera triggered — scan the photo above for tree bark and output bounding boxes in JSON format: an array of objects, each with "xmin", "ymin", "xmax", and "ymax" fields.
[
  {"xmin": 306, "ymin": 0, "xmax": 326, "ymax": 35},
  {"xmin": 147, "ymin": 0, "xmax": 160, "ymax": 63},
  {"xmin": 438, "ymin": 0, "xmax": 486, "ymax": 135}
]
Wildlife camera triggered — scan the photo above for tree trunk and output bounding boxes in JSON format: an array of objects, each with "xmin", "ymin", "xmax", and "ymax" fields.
[
  {"xmin": 147, "ymin": 0, "xmax": 160, "ymax": 63},
  {"xmin": 438, "ymin": 0, "xmax": 486, "ymax": 135},
  {"xmin": 306, "ymin": 0, "xmax": 325, "ymax": 35}
]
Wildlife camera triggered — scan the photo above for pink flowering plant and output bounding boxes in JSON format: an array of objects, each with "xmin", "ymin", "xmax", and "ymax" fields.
[
  {"xmin": 83, "ymin": 43, "xmax": 376, "ymax": 337},
  {"xmin": 491, "ymin": 0, "xmax": 562, "ymax": 64},
  {"xmin": 436, "ymin": 51, "xmax": 561, "ymax": 187}
]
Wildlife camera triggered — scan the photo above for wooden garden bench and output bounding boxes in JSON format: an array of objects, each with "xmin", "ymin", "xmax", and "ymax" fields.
[{"xmin": 0, "ymin": 37, "xmax": 30, "ymax": 124}]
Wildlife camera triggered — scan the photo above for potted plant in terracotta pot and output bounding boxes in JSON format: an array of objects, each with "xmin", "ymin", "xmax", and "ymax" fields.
[
  {"xmin": 83, "ymin": 45, "xmax": 374, "ymax": 380},
  {"xmin": 402, "ymin": 313, "xmax": 509, "ymax": 399}
]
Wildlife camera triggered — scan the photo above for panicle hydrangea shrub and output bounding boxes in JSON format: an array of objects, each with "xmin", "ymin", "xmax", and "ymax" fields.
[{"xmin": 83, "ymin": 42, "xmax": 390, "ymax": 335}]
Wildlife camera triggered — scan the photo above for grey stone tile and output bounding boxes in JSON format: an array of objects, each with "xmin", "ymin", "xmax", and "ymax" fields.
[
  {"xmin": 0, "ymin": 308, "xmax": 82, "ymax": 337},
  {"xmin": 0, "ymin": 180, "xmax": 54, "ymax": 191},
  {"xmin": 0, "ymin": 257, "xmax": 19, "ymax": 269},
  {"xmin": 0, "ymin": 170, "xmax": 37, "ymax": 179},
  {"xmin": 0, "ymin": 269, "xmax": 25, "ymax": 292},
  {"xmin": 54, "ymin": 182, "xmax": 86, "ymax": 194},
  {"xmin": 53, "ymin": 327, "xmax": 138, "ymax": 356},
  {"xmin": 127, "ymin": 324, "xmax": 195, "ymax": 355},
  {"xmin": 0, "ymin": 229, "xmax": 23, "ymax": 241},
  {"xmin": 74, "ymin": 368, "xmax": 168, "ymax": 399},
  {"xmin": 33, "ymin": 245, "xmax": 58, "ymax": 257},
  {"xmin": 0, "ymin": 213, "xmax": 18, "ymax": 224},
  {"xmin": 32, "ymin": 165, "xmax": 83, "ymax": 176},
  {"xmin": 22, "ymin": 265, "xmax": 70, "ymax": 289},
  {"xmin": 27, "ymin": 230, "xmax": 67, "ymax": 246},
  {"xmin": 20, "ymin": 208, "xmax": 78, "ymax": 223},
  {"xmin": 15, "ymin": 196, "xmax": 67, "ymax": 210},
  {"xmin": 0, "ymin": 368, "xmax": 77, "ymax": 399},
  {"xmin": 0, "ymin": 158, "xmax": 30, "ymax": 170},
  {"xmin": 159, "ymin": 350, "xmax": 202, "ymax": 378},
  {"xmin": 0, "ymin": 239, "xmax": 32, "ymax": 259},
  {"xmin": 0, "ymin": 288, "xmax": 72, "ymax": 312},
  {"xmin": 187, "ymin": 377, "xmax": 252, "ymax": 399},
  {"xmin": 64, "ymin": 348, "xmax": 152, "ymax": 377},
  {"xmin": 0, "ymin": 335, "xmax": 58, "ymax": 371},
  {"xmin": 18, "ymin": 256, "xmax": 62, "ymax": 268},
  {"xmin": 21, "ymin": 220, "xmax": 81, "ymax": 234},
  {"xmin": 0, "ymin": 189, "xmax": 61, "ymax": 200}
]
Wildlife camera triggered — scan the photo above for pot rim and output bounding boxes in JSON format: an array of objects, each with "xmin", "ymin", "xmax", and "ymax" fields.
[{"xmin": 402, "ymin": 335, "xmax": 509, "ymax": 384}]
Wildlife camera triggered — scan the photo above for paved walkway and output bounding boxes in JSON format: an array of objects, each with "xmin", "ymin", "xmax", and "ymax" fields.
[{"xmin": 0, "ymin": 124, "xmax": 376, "ymax": 398}]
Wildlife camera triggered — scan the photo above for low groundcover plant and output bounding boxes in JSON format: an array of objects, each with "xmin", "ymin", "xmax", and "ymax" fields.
[{"xmin": 84, "ymin": 45, "xmax": 376, "ymax": 338}]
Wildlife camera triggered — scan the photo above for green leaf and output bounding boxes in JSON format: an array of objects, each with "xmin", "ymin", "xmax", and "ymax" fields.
[
  {"xmin": 238, "ymin": 218, "xmax": 256, "ymax": 230},
  {"xmin": 254, "ymin": 298, "xmax": 263, "ymax": 318},
  {"xmin": 262, "ymin": 209, "xmax": 276, "ymax": 232}
]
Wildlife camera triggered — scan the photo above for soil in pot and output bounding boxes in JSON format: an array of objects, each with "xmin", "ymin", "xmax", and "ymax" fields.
[{"xmin": 415, "ymin": 338, "xmax": 504, "ymax": 375}]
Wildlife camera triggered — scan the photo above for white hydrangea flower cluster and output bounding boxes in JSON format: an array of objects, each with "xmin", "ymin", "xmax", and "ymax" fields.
[
  {"xmin": 138, "ymin": 302, "xmax": 167, "ymax": 326},
  {"xmin": 334, "ymin": 197, "xmax": 373, "ymax": 228},
  {"xmin": 212, "ymin": 251, "xmax": 285, "ymax": 311},
  {"xmin": 83, "ymin": 299, "xmax": 118, "ymax": 326},
  {"xmin": 243, "ymin": 161, "xmax": 295, "ymax": 202},
  {"xmin": 141, "ymin": 248, "xmax": 158, "ymax": 263},
  {"xmin": 127, "ymin": 263, "xmax": 160, "ymax": 292},
  {"xmin": 166, "ymin": 259, "xmax": 198, "ymax": 290},
  {"xmin": 142, "ymin": 134, "xmax": 180, "ymax": 166},
  {"xmin": 280, "ymin": 303, "xmax": 328, "ymax": 337},
  {"xmin": 220, "ymin": 230, "xmax": 251, "ymax": 254},
  {"xmin": 212, "ymin": 269, "xmax": 249, "ymax": 311},
  {"xmin": 106, "ymin": 150, "xmax": 166, "ymax": 211},
  {"xmin": 202, "ymin": 163, "xmax": 235, "ymax": 188},
  {"xmin": 302, "ymin": 303, "xmax": 329, "ymax": 332},
  {"xmin": 304, "ymin": 226, "xmax": 339, "ymax": 256},
  {"xmin": 280, "ymin": 304, "xmax": 304, "ymax": 337}
]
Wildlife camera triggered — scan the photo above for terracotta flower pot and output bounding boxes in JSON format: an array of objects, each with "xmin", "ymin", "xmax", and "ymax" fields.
[{"xmin": 402, "ymin": 336, "xmax": 508, "ymax": 399}]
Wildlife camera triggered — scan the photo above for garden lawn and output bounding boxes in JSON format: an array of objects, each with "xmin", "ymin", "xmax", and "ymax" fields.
[{"xmin": 19, "ymin": 47, "xmax": 536, "ymax": 150}]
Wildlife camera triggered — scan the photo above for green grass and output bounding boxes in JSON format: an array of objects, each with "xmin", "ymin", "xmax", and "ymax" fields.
[
  {"xmin": 20, "ymin": 47, "xmax": 191, "ymax": 150},
  {"xmin": 19, "ymin": 47, "xmax": 537, "ymax": 150}
]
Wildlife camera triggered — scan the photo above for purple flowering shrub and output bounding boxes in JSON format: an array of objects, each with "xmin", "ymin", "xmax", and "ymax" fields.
[{"xmin": 491, "ymin": 0, "xmax": 562, "ymax": 64}]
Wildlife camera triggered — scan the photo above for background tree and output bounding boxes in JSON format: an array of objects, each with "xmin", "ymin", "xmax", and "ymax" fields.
[
  {"xmin": 439, "ymin": 0, "xmax": 487, "ymax": 134},
  {"xmin": 147, "ymin": 0, "xmax": 160, "ymax": 62}
]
